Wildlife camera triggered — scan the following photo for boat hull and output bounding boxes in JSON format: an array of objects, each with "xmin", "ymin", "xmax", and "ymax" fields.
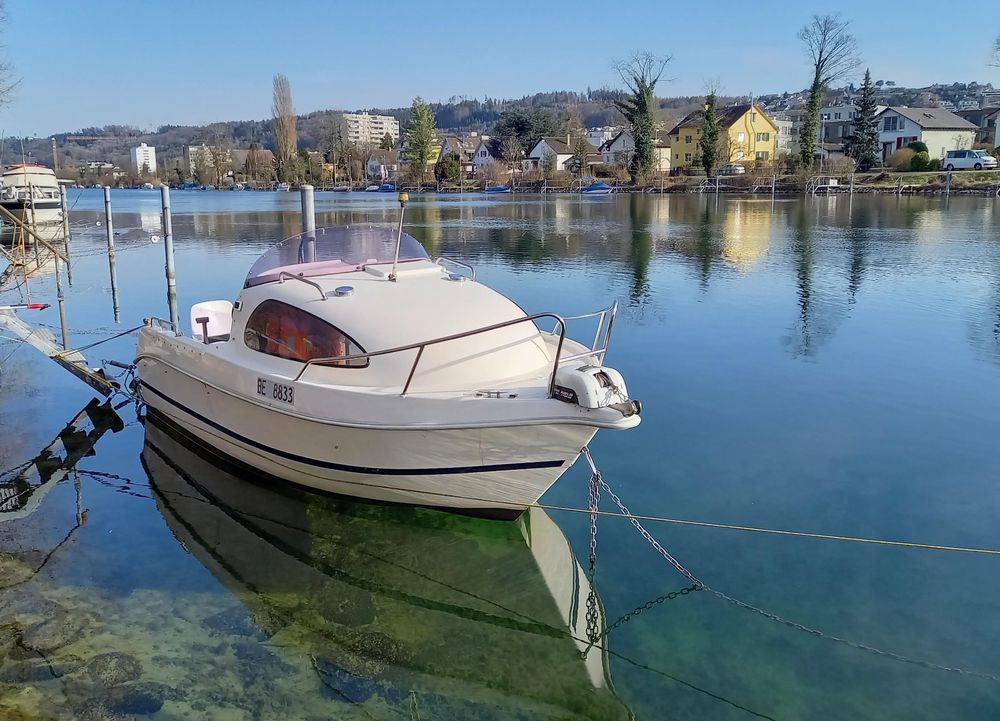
[{"xmin": 137, "ymin": 361, "xmax": 596, "ymax": 518}]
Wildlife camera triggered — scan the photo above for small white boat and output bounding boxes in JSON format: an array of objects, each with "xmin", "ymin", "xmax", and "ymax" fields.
[
  {"xmin": 365, "ymin": 184, "xmax": 380, "ymax": 192},
  {"xmin": 276, "ymin": 182, "xmax": 291, "ymax": 192},
  {"xmin": 0, "ymin": 165, "xmax": 65, "ymax": 237},
  {"xmin": 135, "ymin": 223, "xmax": 640, "ymax": 517}
]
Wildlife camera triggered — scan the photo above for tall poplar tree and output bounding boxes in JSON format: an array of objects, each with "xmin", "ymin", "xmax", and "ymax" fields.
[
  {"xmin": 853, "ymin": 69, "xmax": 880, "ymax": 170},
  {"xmin": 271, "ymin": 73, "xmax": 298, "ymax": 183}
]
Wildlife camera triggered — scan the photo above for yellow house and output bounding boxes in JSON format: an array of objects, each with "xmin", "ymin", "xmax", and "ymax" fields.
[{"xmin": 668, "ymin": 103, "xmax": 778, "ymax": 168}]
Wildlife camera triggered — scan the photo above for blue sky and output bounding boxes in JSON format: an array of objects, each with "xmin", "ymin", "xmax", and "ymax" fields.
[{"xmin": 4, "ymin": 0, "xmax": 999, "ymax": 136}]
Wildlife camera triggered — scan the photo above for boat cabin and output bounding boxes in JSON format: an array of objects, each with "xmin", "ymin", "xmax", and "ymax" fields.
[{"xmin": 189, "ymin": 225, "xmax": 557, "ymax": 395}]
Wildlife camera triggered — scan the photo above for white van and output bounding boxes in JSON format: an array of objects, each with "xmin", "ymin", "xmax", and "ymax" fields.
[{"xmin": 943, "ymin": 150, "xmax": 998, "ymax": 171}]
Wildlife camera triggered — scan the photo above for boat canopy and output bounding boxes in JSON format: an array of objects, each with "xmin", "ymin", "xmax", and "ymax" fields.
[{"xmin": 245, "ymin": 225, "xmax": 429, "ymax": 288}]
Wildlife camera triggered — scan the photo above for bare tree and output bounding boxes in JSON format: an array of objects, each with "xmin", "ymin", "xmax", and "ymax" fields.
[
  {"xmin": 992, "ymin": 34, "xmax": 1000, "ymax": 66},
  {"xmin": 798, "ymin": 15, "xmax": 860, "ymax": 166},
  {"xmin": 612, "ymin": 52, "xmax": 672, "ymax": 180},
  {"xmin": 500, "ymin": 137, "xmax": 522, "ymax": 186},
  {"xmin": 207, "ymin": 140, "xmax": 231, "ymax": 187},
  {"xmin": 0, "ymin": 2, "xmax": 18, "ymax": 108},
  {"xmin": 271, "ymin": 73, "xmax": 298, "ymax": 183}
]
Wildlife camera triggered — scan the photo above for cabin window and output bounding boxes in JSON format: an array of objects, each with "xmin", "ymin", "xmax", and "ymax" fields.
[{"xmin": 243, "ymin": 300, "xmax": 368, "ymax": 367}]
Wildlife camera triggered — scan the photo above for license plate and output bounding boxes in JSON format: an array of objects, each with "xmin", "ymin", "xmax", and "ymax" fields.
[{"xmin": 256, "ymin": 377, "xmax": 295, "ymax": 405}]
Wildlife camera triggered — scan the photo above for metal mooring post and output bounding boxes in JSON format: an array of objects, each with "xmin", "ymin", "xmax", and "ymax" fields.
[
  {"xmin": 160, "ymin": 185, "xmax": 180, "ymax": 333},
  {"xmin": 849, "ymin": 173, "xmax": 855, "ymax": 195},
  {"xmin": 945, "ymin": 171, "xmax": 952, "ymax": 197},
  {"xmin": 59, "ymin": 184, "xmax": 72, "ymax": 285},
  {"xmin": 53, "ymin": 253, "xmax": 69, "ymax": 350},
  {"xmin": 103, "ymin": 186, "xmax": 120, "ymax": 322},
  {"xmin": 300, "ymin": 184, "xmax": 316, "ymax": 263}
]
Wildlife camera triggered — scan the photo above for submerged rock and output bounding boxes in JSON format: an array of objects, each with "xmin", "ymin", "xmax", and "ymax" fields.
[
  {"xmin": 21, "ymin": 613, "xmax": 85, "ymax": 653},
  {"xmin": 0, "ymin": 659, "xmax": 58, "ymax": 683},
  {"xmin": 83, "ymin": 652, "xmax": 143, "ymax": 687},
  {"xmin": 0, "ymin": 552, "xmax": 35, "ymax": 588},
  {"xmin": 71, "ymin": 680, "xmax": 180, "ymax": 720},
  {"xmin": 202, "ymin": 606, "xmax": 266, "ymax": 639}
]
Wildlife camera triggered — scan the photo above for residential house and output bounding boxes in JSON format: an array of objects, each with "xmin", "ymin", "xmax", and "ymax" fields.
[
  {"xmin": 470, "ymin": 138, "xmax": 503, "ymax": 176},
  {"xmin": 668, "ymin": 104, "xmax": 779, "ymax": 169},
  {"xmin": 366, "ymin": 149, "xmax": 399, "ymax": 180},
  {"xmin": 875, "ymin": 107, "xmax": 978, "ymax": 161},
  {"xmin": 772, "ymin": 114, "xmax": 795, "ymax": 156},
  {"xmin": 599, "ymin": 130, "xmax": 670, "ymax": 172},
  {"xmin": 587, "ymin": 126, "xmax": 621, "ymax": 150},
  {"xmin": 955, "ymin": 107, "xmax": 1000, "ymax": 147},
  {"xmin": 230, "ymin": 148, "xmax": 275, "ymax": 178},
  {"xmin": 438, "ymin": 135, "xmax": 478, "ymax": 177},
  {"xmin": 522, "ymin": 136, "xmax": 603, "ymax": 175},
  {"xmin": 183, "ymin": 144, "xmax": 229, "ymax": 175}
]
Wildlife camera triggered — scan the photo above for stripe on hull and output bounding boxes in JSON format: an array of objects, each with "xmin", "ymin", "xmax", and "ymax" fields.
[{"xmin": 140, "ymin": 380, "xmax": 565, "ymax": 477}]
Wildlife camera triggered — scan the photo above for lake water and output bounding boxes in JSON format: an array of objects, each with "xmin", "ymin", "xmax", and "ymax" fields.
[{"xmin": 2, "ymin": 189, "xmax": 1000, "ymax": 720}]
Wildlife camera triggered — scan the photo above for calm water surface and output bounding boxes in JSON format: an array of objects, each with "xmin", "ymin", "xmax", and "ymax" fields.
[{"xmin": 1, "ymin": 189, "xmax": 1000, "ymax": 720}]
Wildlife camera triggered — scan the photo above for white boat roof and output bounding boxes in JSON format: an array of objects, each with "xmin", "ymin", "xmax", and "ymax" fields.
[
  {"xmin": 245, "ymin": 225, "xmax": 429, "ymax": 287},
  {"xmin": 234, "ymin": 225, "xmax": 552, "ymax": 392}
]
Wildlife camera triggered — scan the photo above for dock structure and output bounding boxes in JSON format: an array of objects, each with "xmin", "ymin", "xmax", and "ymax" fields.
[
  {"xmin": 0, "ymin": 398, "xmax": 123, "ymax": 520},
  {"xmin": 0, "ymin": 307, "xmax": 117, "ymax": 396}
]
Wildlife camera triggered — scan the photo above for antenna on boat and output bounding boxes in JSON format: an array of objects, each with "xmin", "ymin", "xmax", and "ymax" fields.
[{"xmin": 389, "ymin": 191, "xmax": 408, "ymax": 282}]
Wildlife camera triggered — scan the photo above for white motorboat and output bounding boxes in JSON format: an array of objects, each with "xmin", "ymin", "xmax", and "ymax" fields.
[
  {"xmin": 135, "ymin": 221, "xmax": 640, "ymax": 517},
  {"xmin": 0, "ymin": 164, "xmax": 65, "ymax": 240}
]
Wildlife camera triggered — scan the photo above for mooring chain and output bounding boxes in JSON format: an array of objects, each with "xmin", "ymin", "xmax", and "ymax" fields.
[
  {"xmin": 584, "ymin": 454, "xmax": 602, "ymax": 645},
  {"xmin": 583, "ymin": 447, "xmax": 1000, "ymax": 683},
  {"xmin": 592, "ymin": 584, "xmax": 701, "ymax": 646}
]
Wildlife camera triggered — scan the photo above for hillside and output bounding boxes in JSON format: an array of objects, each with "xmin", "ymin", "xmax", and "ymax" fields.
[{"xmin": 4, "ymin": 80, "xmax": 993, "ymax": 173}]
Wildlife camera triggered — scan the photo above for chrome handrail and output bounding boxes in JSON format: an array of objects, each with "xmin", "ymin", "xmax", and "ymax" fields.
[
  {"xmin": 277, "ymin": 271, "xmax": 327, "ymax": 301},
  {"xmin": 435, "ymin": 256, "xmax": 476, "ymax": 281},
  {"xmin": 145, "ymin": 315, "xmax": 179, "ymax": 335},
  {"xmin": 293, "ymin": 302, "xmax": 618, "ymax": 397},
  {"xmin": 294, "ymin": 312, "xmax": 568, "ymax": 396},
  {"xmin": 551, "ymin": 301, "xmax": 617, "ymax": 361}
]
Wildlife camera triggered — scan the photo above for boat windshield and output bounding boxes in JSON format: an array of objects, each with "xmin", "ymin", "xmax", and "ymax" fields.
[{"xmin": 245, "ymin": 225, "xmax": 429, "ymax": 288}]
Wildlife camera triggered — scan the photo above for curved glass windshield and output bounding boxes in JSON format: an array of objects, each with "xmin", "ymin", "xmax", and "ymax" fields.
[{"xmin": 245, "ymin": 225, "xmax": 429, "ymax": 288}]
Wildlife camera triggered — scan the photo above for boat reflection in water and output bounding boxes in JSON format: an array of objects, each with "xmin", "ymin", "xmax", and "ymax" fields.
[{"xmin": 142, "ymin": 418, "xmax": 631, "ymax": 720}]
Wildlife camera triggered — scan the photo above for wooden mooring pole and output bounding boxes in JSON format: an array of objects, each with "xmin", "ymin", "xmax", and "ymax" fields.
[
  {"xmin": 103, "ymin": 186, "xmax": 120, "ymax": 323},
  {"xmin": 160, "ymin": 185, "xmax": 179, "ymax": 333}
]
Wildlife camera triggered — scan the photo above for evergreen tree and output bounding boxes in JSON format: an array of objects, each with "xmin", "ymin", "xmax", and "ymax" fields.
[
  {"xmin": 613, "ymin": 53, "xmax": 669, "ymax": 181},
  {"xmin": 380, "ymin": 132, "xmax": 394, "ymax": 151},
  {"xmin": 405, "ymin": 97, "xmax": 437, "ymax": 186},
  {"xmin": 699, "ymin": 92, "xmax": 721, "ymax": 177},
  {"xmin": 853, "ymin": 69, "xmax": 880, "ymax": 170}
]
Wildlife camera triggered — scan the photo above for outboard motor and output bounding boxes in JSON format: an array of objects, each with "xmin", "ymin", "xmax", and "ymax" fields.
[{"xmin": 553, "ymin": 365, "xmax": 641, "ymax": 417}]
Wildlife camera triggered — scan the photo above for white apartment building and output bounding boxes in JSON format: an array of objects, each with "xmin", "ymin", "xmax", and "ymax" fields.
[
  {"xmin": 344, "ymin": 113, "xmax": 401, "ymax": 146},
  {"xmin": 130, "ymin": 143, "xmax": 157, "ymax": 175}
]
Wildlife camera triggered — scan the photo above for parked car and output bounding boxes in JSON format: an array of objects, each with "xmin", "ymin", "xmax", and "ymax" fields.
[
  {"xmin": 719, "ymin": 163, "xmax": 746, "ymax": 175},
  {"xmin": 943, "ymin": 150, "xmax": 998, "ymax": 171}
]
